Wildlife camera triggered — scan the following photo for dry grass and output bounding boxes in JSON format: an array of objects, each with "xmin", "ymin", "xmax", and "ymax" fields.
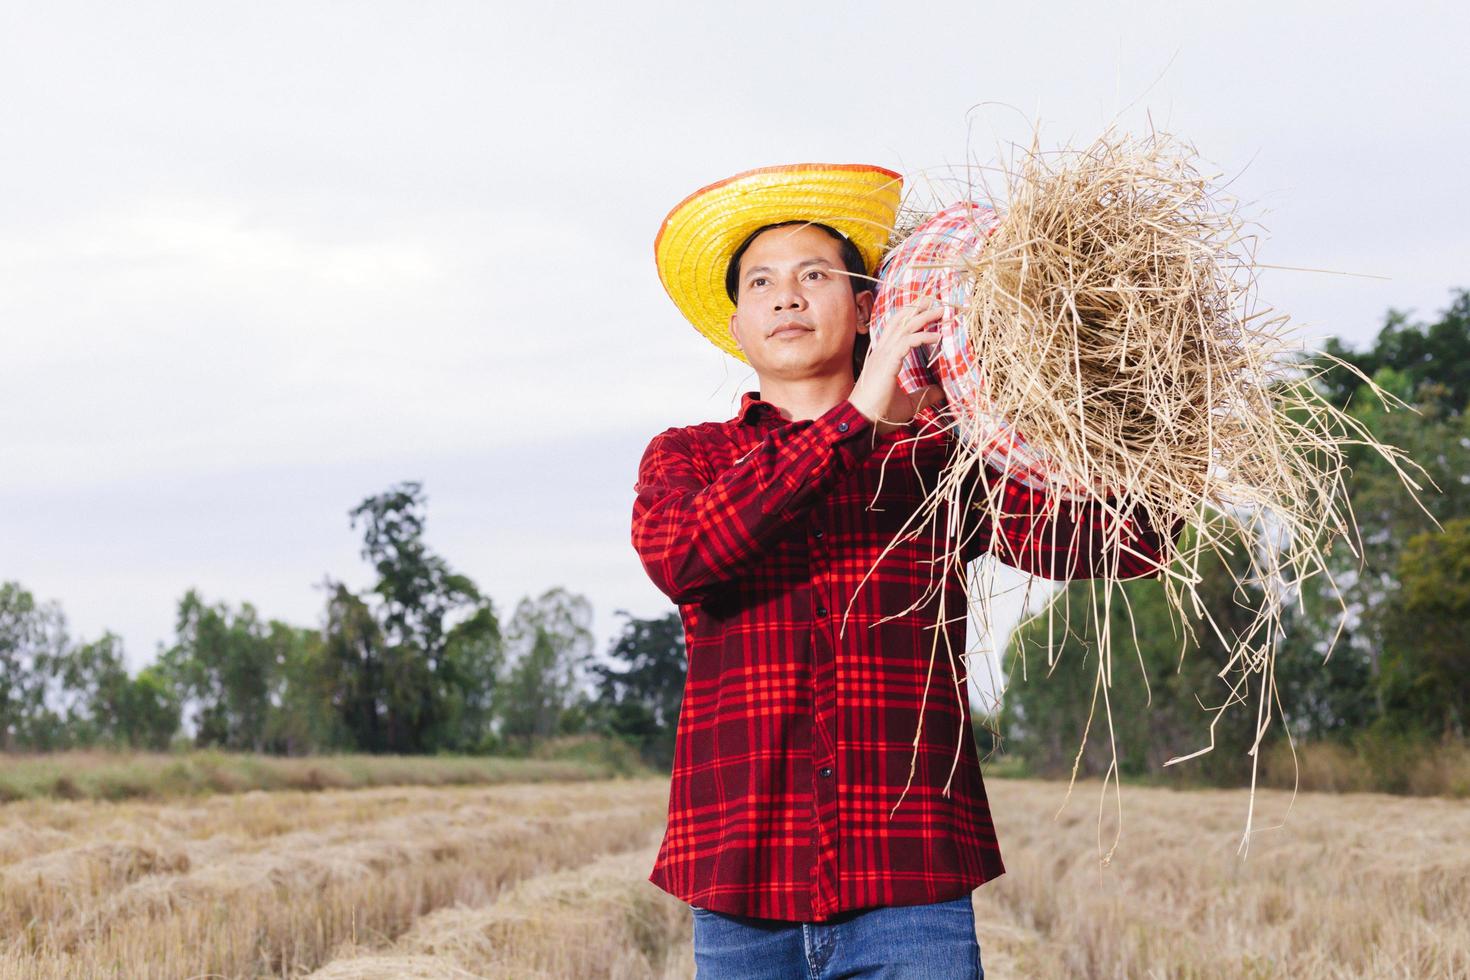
[
  {"xmin": 973, "ymin": 779, "xmax": 1470, "ymax": 978},
  {"xmin": 5, "ymin": 774, "xmax": 1467, "ymax": 978},
  {"xmin": 307, "ymin": 843, "xmax": 691, "ymax": 980},
  {"xmin": 0, "ymin": 777, "xmax": 669, "ymax": 979}
]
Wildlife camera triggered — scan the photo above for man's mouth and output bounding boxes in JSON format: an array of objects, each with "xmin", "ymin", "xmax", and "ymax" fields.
[{"xmin": 769, "ymin": 322, "xmax": 813, "ymax": 339}]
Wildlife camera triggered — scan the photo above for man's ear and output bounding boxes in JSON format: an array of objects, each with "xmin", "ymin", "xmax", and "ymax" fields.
[
  {"xmin": 728, "ymin": 310, "xmax": 745, "ymax": 351},
  {"xmin": 855, "ymin": 291, "xmax": 875, "ymax": 334}
]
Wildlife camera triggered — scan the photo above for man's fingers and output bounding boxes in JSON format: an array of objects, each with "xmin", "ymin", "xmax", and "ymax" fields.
[
  {"xmin": 869, "ymin": 330, "xmax": 935, "ymax": 375},
  {"xmin": 877, "ymin": 307, "xmax": 942, "ymax": 349},
  {"xmin": 895, "ymin": 302, "xmax": 944, "ymax": 331},
  {"xmin": 876, "ymin": 306, "xmax": 942, "ymax": 353}
]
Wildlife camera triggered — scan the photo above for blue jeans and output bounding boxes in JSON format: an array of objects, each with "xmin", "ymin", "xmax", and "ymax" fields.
[{"xmin": 690, "ymin": 895, "xmax": 983, "ymax": 979}]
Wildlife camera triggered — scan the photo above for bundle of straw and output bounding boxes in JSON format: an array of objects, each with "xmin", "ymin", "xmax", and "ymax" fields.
[{"xmin": 866, "ymin": 127, "xmax": 1426, "ymax": 856}]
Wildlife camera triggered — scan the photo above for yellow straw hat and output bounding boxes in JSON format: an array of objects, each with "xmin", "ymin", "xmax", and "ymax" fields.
[{"xmin": 654, "ymin": 163, "xmax": 903, "ymax": 362}]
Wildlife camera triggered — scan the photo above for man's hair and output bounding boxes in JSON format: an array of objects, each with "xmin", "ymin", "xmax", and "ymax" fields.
[
  {"xmin": 724, "ymin": 221, "xmax": 875, "ymax": 377},
  {"xmin": 724, "ymin": 221, "xmax": 870, "ymax": 303}
]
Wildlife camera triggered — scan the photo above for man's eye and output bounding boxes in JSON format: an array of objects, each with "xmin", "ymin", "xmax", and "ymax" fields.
[
  {"xmin": 750, "ymin": 277, "xmax": 768, "ymax": 288},
  {"xmin": 804, "ymin": 270, "xmax": 827, "ymax": 280}
]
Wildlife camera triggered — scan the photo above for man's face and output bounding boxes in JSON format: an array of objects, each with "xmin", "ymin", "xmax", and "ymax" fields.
[{"xmin": 728, "ymin": 224, "xmax": 872, "ymax": 382}]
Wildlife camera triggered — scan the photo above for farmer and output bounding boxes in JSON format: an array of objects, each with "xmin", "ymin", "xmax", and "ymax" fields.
[{"xmin": 633, "ymin": 163, "xmax": 1176, "ymax": 978}]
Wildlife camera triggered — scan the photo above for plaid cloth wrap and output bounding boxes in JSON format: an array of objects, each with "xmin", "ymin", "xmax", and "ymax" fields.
[{"xmin": 872, "ymin": 202, "xmax": 1092, "ymax": 499}]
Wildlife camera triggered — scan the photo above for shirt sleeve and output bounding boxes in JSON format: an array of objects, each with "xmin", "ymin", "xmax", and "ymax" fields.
[
  {"xmin": 632, "ymin": 399, "xmax": 879, "ymax": 605},
  {"xmin": 954, "ymin": 451, "xmax": 1182, "ymax": 580}
]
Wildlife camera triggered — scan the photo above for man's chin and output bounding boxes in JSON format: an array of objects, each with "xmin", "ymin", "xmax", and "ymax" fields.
[{"xmin": 750, "ymin": 352, "xmax": 848, "ymax": 382}]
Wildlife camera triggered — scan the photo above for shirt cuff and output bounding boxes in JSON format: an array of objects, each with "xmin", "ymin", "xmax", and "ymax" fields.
[
  {"xmin": 828, "ymin": 398, "xmax": 875, "ymax": 437},
  {"xmin": 818, "ymin": 398, "xmax": 878, "ymax": 465}
]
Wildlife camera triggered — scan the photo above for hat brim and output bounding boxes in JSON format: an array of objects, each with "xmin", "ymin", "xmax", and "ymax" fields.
[{"xmin": 654, "ymin": 163, "xmax": 903, "ymax": 363}]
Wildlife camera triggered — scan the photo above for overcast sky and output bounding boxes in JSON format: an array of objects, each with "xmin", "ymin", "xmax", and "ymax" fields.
[{"xmin": 3, "ymin": 1, "xmax": 1466, "ymax": 699}]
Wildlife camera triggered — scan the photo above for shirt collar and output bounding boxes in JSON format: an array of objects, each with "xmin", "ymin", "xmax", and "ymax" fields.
[{"xmin": 732, "ymin": 391, "xmax": 778, "ymax": 426}]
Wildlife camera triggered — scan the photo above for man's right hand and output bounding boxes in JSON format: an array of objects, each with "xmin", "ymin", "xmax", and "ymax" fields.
[{"xmin": 848, "ymin": 301, "xmax": 946, "ymax": 436}]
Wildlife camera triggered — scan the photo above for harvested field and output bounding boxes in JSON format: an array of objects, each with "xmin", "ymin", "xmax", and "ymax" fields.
[
  {"xmin": 971, "ymin": 780, "xmax": 1470, "ymax": 978},
  {"xmin": 2, "ymin": 774, "xmax": 1467, "ymax": 978},
  {"xmin": 306, "ymin": 842, "xmax": 690, "ymax": 980},
  {"xmin": 0, "ymin": 777, "xmax": 669, "ymax": 979}
]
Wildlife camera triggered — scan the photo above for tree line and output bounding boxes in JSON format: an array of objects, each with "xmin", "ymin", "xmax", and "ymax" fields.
[
  {"xmin": 1, "ymin": 483, "xmax": 687, "ymax": 767},
  {"xmin": 999, "ymin": 289, "xmax": 1470, "ymax": 786}
]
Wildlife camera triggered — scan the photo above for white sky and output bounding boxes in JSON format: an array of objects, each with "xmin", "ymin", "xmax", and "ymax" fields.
[{"xmin": 3, "ymin": 1, "xmax": 1467, "ymax": 704}]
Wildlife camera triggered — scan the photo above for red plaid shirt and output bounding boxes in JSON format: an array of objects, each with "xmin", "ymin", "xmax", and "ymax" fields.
[{"xmin": 631, "ymin": 392, "xmax": 1174, "ymax": 922}]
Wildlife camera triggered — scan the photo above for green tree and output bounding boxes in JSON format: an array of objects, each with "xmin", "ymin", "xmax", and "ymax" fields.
[
  {"xmin": 159, "ymin": 590, "xmax": 279, "ymax": 751},
  {"xmin": 496, "ymin": 588, "xmax": 593, "ymax": 746},
  {"xmin": 591, "ymin": 611, "xmax": 686, "ymax": 767},
  {"xmin": 119, "ymin": 666, "xmax": 183, "ymax": 750},
  {"xmin": 434, "ymin": 603, "xmax": 504, "ymax": 752},
  {"xmin": 50, "ymin": 631, "xmax": 133, "ymax": 747},
  {"xmin": 320, "ymin": 582, "xmax": 390, "ymax": 751},
  {"xmin": 498, "ymin": 630, "xmax": 565, "ymax": 744},
  {"xmin": 1309, "ymin": 292, "xmax": 1470, "ymax": 718},
  {"xmin": 262, "ymin": 621, "xmax": 345, "ymax": 755},
  {"xmin": 0, "ymin": 582, "xmax": 70, "ymax": 749},
  {"xmin": 1266, "ymin": 591, "xmax": 1377, "ymax": 741},
  {"xmin": 0, "ymin": 584, "xmax": 182, "ymax": 751},
  {"xmin": 1378, "ymin": 519, "xmax": 1470, "ymax": 739},
  {"xmin": 1319, "ymin": 288, "xmax": 1470, "ymax": 414},
  {"xmin": 65, "ymin": 639, "xmax": 184, "ymax": 750},
  {"xmin": 60, "ymin": 634, "xmax": 123, "ymax": 737},
  {"xmin": 322, "ymin": 481, "xmax": 502, "ymax": 753}
]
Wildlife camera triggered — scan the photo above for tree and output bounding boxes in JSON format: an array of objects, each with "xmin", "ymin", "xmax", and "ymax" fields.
[
  {"xmin": 61, "ymin": 635, "xmax": 184, "ymax": 750},
  {"xmin": 350, "ymin": 482, "xmax": 484, "ymax": 672},
  {"xmin": 50, "ymin": 631, "xmax": 134, "ymax": 747},
  {"xmin": 159, "ymin": 590, "xmax": 278, "ymax": 751},
  {"xmin": 119, "ymin": 666, "xmax": 183, "ymax": 750},
  {"xmin": 0, "ymin": 582, "xmax": 70, "ymax": 749},
  {"xmin": 65, "ymin": 637, "xmax": 183, "ymax": 751},
  {"xmin": 591, "ymin": 611, "xmax": 686, "ymax": 767},
  {"xmin": 1309, "ymin": 292, "xmax": 1470, "ymax": 713},
  {"xmin": 1319, "ymin": 289, "xmax": 1470, "ymax": 415},
  {"xmin": 1378, "ymin": 519, "xmax": 1470, "ymax": 739},
  {"xmin": 321, "ymin": 481, "xmax": 503, "ymax": 753},
  {"xmin": 434, "ymin": 603, "xmax": 504, "ymax": 752},
  {"xmin": 320, "ymin": 582, "xmax": 391, "ymax": 752},
  {"xmin": 262, "ymin": 620, "xmax": 344, "ymax": 755},
  {"xmin": 0, "ymin": 584, "xmax": 181, "ymax": 751},
  {"xmin": 496, "ymin": 588, "xmax": 594, "ymax": 746},
  {"xmin": 498, "ymin": 629, "xmax": 565, "ymax": 744}
]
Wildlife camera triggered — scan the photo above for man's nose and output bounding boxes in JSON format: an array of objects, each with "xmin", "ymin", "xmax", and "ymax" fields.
[{"xmin": 773, "ymin": 279, "xmax": 806, "ymax": 310}]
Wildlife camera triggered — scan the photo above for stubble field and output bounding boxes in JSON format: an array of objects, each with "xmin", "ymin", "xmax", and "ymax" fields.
[{"xmin": 1, "ymin": 771, "xmax": 1466, "ymax": 978}]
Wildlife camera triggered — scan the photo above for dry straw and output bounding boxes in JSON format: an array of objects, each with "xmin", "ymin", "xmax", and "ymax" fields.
[{"xmin": 865, "ymin": 125, "xmax": 1427, "ymax": 858}]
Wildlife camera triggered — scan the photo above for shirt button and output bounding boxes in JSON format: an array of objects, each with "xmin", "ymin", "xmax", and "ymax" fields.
[
  {"xmin": 816, "ymin": 606, "xmax": 828, "ymax": 616},
  {"xmin": 837, "ymin": 422, "xmax": 849, "ymax": 433},
  {"xmin": 813, "ymin": 528, "xmax": 824, "ymax": 539},
  {"xmin": 819, "ymin": 767, "xmax": 833, "ymax": 778}
]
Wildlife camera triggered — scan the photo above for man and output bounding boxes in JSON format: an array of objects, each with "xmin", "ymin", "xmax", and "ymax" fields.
[{"xmin": 633, "ymin": 163, "xmax": 1175, "ymax": 978}]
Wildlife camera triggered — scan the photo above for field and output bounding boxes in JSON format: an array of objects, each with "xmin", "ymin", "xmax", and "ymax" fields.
[{"xmin": 1, "ymin": 764, "xmax": 1466, "ymax": 978}]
